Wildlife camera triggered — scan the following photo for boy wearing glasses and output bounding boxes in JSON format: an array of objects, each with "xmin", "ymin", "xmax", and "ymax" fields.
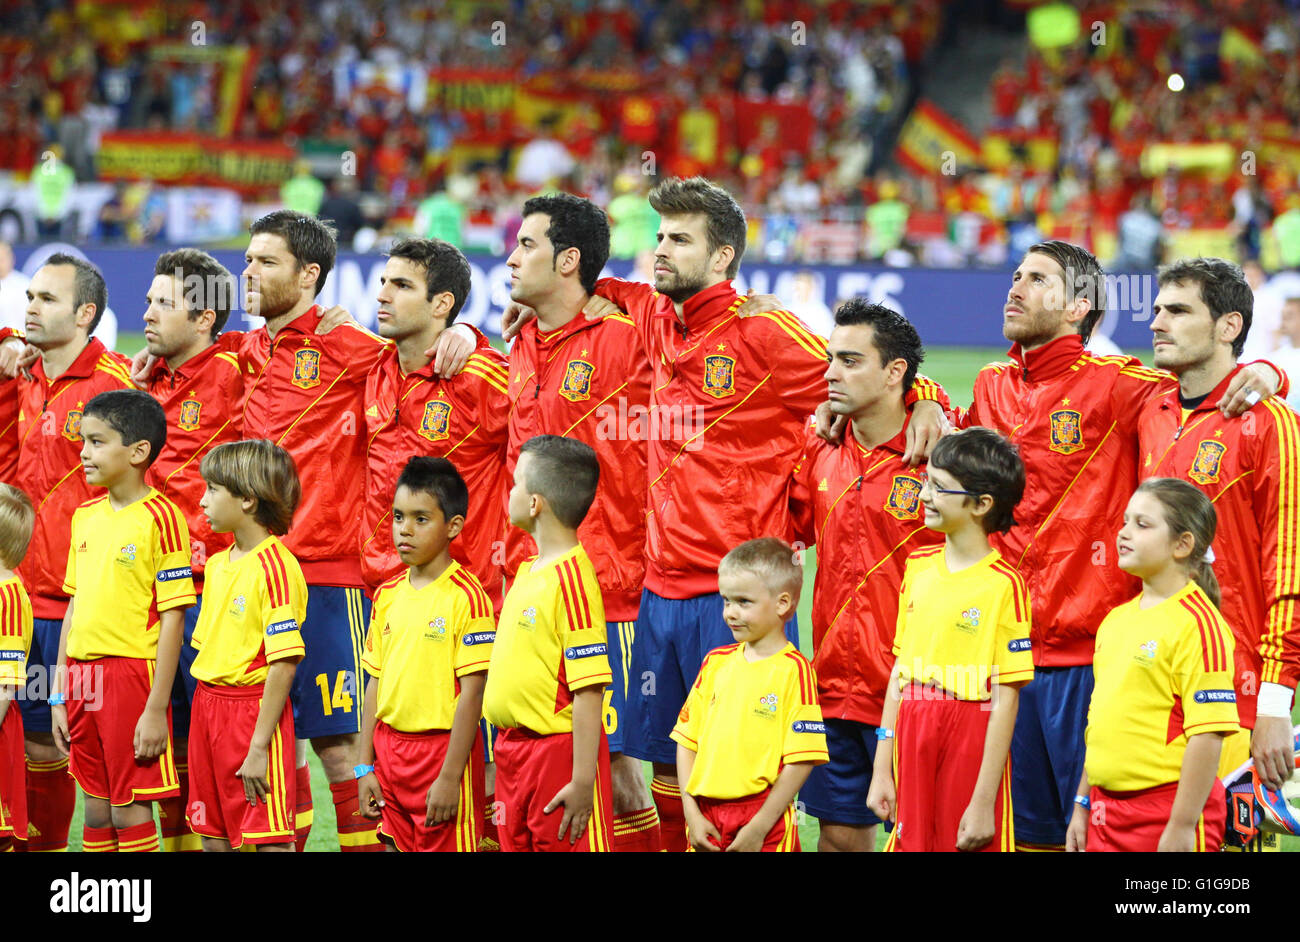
[{"xmin": 867, "ymin": 428, "xmax": 1034, "ymax": 851}]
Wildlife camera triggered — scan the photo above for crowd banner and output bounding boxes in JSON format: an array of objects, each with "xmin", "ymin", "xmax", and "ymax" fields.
[
  {"xmin": 97, "ymin": 132, "xmax": 298, "ymax": 195},
  {"xmin": 16, "ymin": 247, "xmax": 1163, "ymax": 351}
]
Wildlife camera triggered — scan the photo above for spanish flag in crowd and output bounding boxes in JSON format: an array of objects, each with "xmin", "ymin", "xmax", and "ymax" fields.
[{"xmin": 894, "ymin": 100, "xmax": 981, "ymax": 177}]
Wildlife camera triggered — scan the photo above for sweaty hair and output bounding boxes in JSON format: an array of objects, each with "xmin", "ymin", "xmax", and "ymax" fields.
[
  {"xmin": 83, "ymin": 389, "xmax": 167, "ymax": 470},
  {"xmin": 0, "ymin": 484, "xmax": 35, "ymax": 570},
  {"xmin": 200, "ymin": 440, "xmax": 302, "ymax": 536},
  {"xmin": 928, "ymin": 427, "xmax": 1025, "ymax": 534},
  {"xmin": 648, "ymin": 177, "xmax": 747, "ymax": 279},
  {"xmin": 521, "ymin": 194, "xmax": 611, "ymax": 294},
  {"xmin": 387, "ymin": 238, "xmax": 472, "ymax": 321},
  {"xmin": 249, "ymin": 210, "xmax": 337, "ymax": 297},
  {"xmin": 45, "ymin": 253, "xmax": 108, "ymax": 334},
  {"xmin": 1135, "ymin": 478, "xmax": 1220, "ymax": 607},
  {"xmin": 518, "ymin": 434, "xmax": 599, "ymax": 530},
  {"xmin": 833, "ymin": 298, "xmax": 925, "ymax": 392},
  {"xmin": 1157, "ymin": 257, "xmax": 1254, "ymax": 358},
  {"xmin": 718, "ymin": 537, "xmax": 803, "ymax": 604},
  {"xmin": 395, "ymin": 456, "xmax": 469, "ymax": 521},
  {"xmin": 154, "ymin": 248, "xmax": 235, "ymax": 341},
  {"xmin": 1027, "ymin": 240, "xmax": 1106, "ymax": 343}
]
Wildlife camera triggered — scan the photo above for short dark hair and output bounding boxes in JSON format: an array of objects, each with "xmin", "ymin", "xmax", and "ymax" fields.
[
  {"xmin": 249, "ymin": 210, "xmax": 337, "ymax": 297},
  {"xmin": 154, "ymin": 248, "xmax": 235, "ymax": 341},
  {"xmin": 1157, "ymin": 257, "xmax": 1254, "ymax": 358},
  {"xmin": 1027, "ymin": 240, "xmax": 1106, "ymax": 343},
  {"xmin": 395, "ymin": 456, "xmax": 469, "ymax": 521},
  {"xmin": 387, "ymin": 238, "xmax": 472, "ymax": 321},
  {"xmin": 833, "ymin": 299, "xmax": 925, "ymax": 392},
  {"xmin": 928, "ymin": 427, "xmax": 1025, "ymax": 534},
  {"xmin": 83, "ymin": 389, "xmax": 167, "ymax": 469},
  {"xmin": 45, "ymin": 253, "xmax": 108, "ymax": 334},
  {"xmin": 518, "ymin": 434, "xmax": 599, "ymax": 530},
  {"xmin": 200, "ymin": 440, "xmax": 302, "ymax": 536},
  {"xmin": 520, "ymin": 194, "xmax": 611, "ymax": 294},
  {"xmin": 648, "ymin": 177, "xmax": 747, "ymax": 279}
]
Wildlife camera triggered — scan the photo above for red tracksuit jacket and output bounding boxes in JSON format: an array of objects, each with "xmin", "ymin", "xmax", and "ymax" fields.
[
  {"xmin": 14, "ymin": 339, "xmax": 135, "ymax": 618},
  {"xmin": 506, "ymin": 310, "xmax": 651, "ymax": 622},
  {"xmin": 1139, "ymin": 364, "xmax": 1300, "ymax": 728},
  {"xmin": 790, "ymin": 417, "xmax": 944, "ymax": 726},
  {"xmin": 362, "ymin": 333, "xmax": 510, "ymax": 607},
  {"xmin": 145, "ymin": 343, "xmax": 244, "ymax": 586}
]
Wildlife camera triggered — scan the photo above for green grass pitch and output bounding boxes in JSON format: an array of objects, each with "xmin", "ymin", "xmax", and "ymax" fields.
[{"xmin": 60, "ymin": 340, "xmax": 1289, "ymax": 851}]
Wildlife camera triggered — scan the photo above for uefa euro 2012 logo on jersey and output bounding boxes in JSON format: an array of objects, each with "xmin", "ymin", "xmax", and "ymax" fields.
[
  {"xmin": 956, "ymin": 606, "xmax": 981, "ymax": 634},
  {"xmin": 1134, "ymin": 639, "xmax": 1158, "ymax": 666},
  {"xmin": 229, "ymin": 594, "xmax": 246, "ymax": 617},
  {"xmin": 519, "ymin": 607, "xmax": 537, "ymax": 631},
  {"xmin": 752, "ymin": 692, "xmax": 779, "ymax": 719},
  {"xmin": 424, "ymin": 616, "xmax": 448, "ymax": 642},
  {"xmin": 116, "ymin": 543, "xmax": 137, "ymax": 567}
]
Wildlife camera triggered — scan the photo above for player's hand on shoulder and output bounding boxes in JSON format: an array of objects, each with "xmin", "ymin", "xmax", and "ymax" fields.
[
  {"xmin": 955, "ymin": 799, "xmax": 995, "ymax": 851},
  {"xmin": 1217, "ymin": 362, "xmax": 1276, "ymax": 417},
  {"xmin": 814, "ymin": 400, "xmax": 847, "ymax": 444},
  {"xmin": 314, "ymin": 304, "xmax": 358, "ymax": 335},
  {"xmin": 501, "ymin": 302, "xmax": 536, "ymax": 341},
  {"xmin": 581, "ymin": 295, "xmax": 622, "ymax": 320},
  {"xmin": 903, "ymin": 400, "xmax": 952, "ymax": 466},
  {"xmin": 1156, "ymin": 822, "xmax": 1195, "ymax": 852},
  {"xmin": 428, "ymin": 323, "xmax": 476, "ymax": 378},
  {"xmin": 0, "ymin": 337, "xmax": 25, "ymax": 378},
  {"xmin": 133, "ymin": 705, "xmax": 168, "ymax": 760},
  {"xmin": 736, "ymin": 294, "xmax": 783, "ymax": 317},
  {"xmin": 51, "ymin": 703, "xmax": 70, "ymax": 756},
  {"xmin": 425, "ymin": 774, "xmax": 459, "ymax": 825},
  {"xmin": 544, "ymin": 780, "xmax": 593, "ymax": 844},
  {"xmin": 237, "ymin": 746, "xmax": 270, "ymax": 805},
  {"xmin": 358, "ymin": 771, "xmax": 384, "ymax": 819},
  {"xmin": 129, "ymin": 347, "xmax": 157, "ymax": 385}
]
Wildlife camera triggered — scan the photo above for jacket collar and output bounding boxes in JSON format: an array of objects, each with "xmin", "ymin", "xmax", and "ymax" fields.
[
  {"xmin": 147, "ymin": 341, "xmax": 223, "ymax": 384},
  {"xmin": 1157, "ymin": 364, "xmax": 1243, "ymax": 415},
  {"xmin": 850, "ymin": 411, "xmax": 913, "ymax": 458},
  {"xmin": 33, "ymin": 337, "xmax": 107, "ymax": 384},
  {"xmin": 521, "ymin": 310, "xmax": 604, "ymax": 348},
  {"xmin": 652, "ymin": 280, "xmax": 740, "ymax": 332},
  {"xmin": 1008, "ymin": 333, "xmax": 1084, "ymax": 381},
  {"xmin": 274, "ymin": 305, "xmax": 322, "ymax": 337}
]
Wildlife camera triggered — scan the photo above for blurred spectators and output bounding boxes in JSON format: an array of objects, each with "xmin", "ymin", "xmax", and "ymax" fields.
[
  {"xmin": 281, "ymin": 160, "xmax": 326, "ymax": 216},
  {"xmin": 32, "ymin": 146, "xmax": 75, "ymax": 239},
  {"xmin": 0, "ymin": 241, "xmax": 29, "ymax": 335}
]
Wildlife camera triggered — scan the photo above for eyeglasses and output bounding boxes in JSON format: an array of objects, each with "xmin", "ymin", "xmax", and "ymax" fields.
[{"xmin": 918, "ymin": 473, "xmax": 982, "ymax": 498}]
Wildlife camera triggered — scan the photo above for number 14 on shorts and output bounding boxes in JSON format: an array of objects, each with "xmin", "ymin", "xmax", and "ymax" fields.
[{"xmin": 315, "ymin": 670, "xmax": 355, "ymax": 715}]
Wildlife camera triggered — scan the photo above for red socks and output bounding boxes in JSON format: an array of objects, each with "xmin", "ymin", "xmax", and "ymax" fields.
[
  {"xmin": 25, "ymin": 758, "xmax": 75, "ymax": 852},
  {"xmin": 328, "ymin": 779, "xmax": 382, "ymax": 851},
  {"xmin": 650, "ymin": 778, "xmax": 687, "ymax": 852},
  {"xmin": 116, "ymin": 821, "xmax": 159, "ymax": 853},
  {"xmin": 82, "ymin": 824, "xmax": 117, "ymax": 853},
  {"xmin": 612, "ymin": 806, "xmax": 662, "ymax": 852},
  {"xmin": 294, "ymin": 764, "xmax": 313, "ymax": 852}
]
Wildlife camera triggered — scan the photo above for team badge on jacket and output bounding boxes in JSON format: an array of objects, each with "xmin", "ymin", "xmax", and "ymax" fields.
[
  {"xmin": 419, "ymin": 400, "xmax": 451, "ymax": 442},
  {"xmin": 559, "ymin": 359, "xmax": 594, "ymax": 402},
  {"xmin": 1048, "ymin": 409, "xmax": 1084, "ymax": 455},
  {"xmin": 702, "ymin": 354, "xmax": 736, "ymax": 398},
  {"xmin": 62, "ymin": 408, "xmax": 83, "ymax": 442},
  {"xmin": 884, "ymin": 474, "xmax": 922, "ymax": 520},
  {"xmin": 292, "ymin": 348, "xmax": 321, "ymax": 389},
  {"xmin": 1189, "ymin": 440, "xmax": 1226, "ymax": 485},
  {"xmin": 178, "ymin": 399, "xmax": 202, "ymax": 431}
]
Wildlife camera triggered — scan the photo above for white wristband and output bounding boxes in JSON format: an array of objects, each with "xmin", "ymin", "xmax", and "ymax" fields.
[{"xmin": 1257, "ymin": 682, "xmax": 1295, "ymax": 718}]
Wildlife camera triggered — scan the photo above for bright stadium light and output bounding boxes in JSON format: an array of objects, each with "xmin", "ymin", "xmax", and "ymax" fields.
[{"xmin": 1167, "ymin": 73, "xmax": 1185, "ymax": 92}]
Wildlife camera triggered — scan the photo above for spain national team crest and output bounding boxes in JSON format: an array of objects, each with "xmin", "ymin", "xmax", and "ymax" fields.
[
  {"xmin": 884, "ymin": 475, "xmax": 922, "ymax": 520},
  {"xmin": 1048, "ymin": 409, "xmax": 1084, "ymax": 455},
  {"xmin": 292, "ymin": 348, "xmax": 321, "ymax": 389},
  {"xmin": 62, "ymin": 409, "xmax": 83, "ymax": 442},
  {"xmin": 1189, "ymin": 440, "xmax": 1227, "ymax": 485},
  {"xmin": 559, "ymin": 359, "xmax": 595, "ymax": 402},
  {"xmin": 419, "ymin": 400, "xmax": 452, "ymax": 442},
  {"xmin": 703, "ymin": 354, "xmax": 736, "ymax": 398},
  {"xmin": 178, "ymin": 399, "xmax": 201, "ymax": 432}
]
